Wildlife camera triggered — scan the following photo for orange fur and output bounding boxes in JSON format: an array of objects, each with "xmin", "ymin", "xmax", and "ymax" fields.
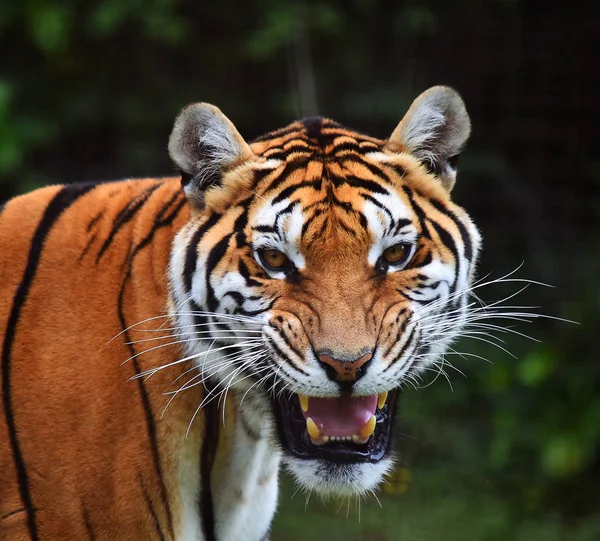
[{"xmin": 0, "ymin": 179, "xmax": 205, "ymax": 539}]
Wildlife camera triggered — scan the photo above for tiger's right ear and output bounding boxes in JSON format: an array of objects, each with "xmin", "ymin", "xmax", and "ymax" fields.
[{"xmin": 168, "ymin": 103, "xmax": 255, "ymax": 206}]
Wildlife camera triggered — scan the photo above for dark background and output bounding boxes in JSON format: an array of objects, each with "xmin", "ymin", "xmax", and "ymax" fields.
[{"xmin": 1, "ymin": 1, "xmax": 598, "ymax": 539}]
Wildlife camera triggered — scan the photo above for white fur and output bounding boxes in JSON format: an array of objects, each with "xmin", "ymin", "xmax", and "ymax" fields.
[
  {"xmin": 213, "ymin": 408, "xmax": 281, "ymax": 541},
  {"xmin": 284, "ymin": 455, "xmax": 394, "ymax": 499}
]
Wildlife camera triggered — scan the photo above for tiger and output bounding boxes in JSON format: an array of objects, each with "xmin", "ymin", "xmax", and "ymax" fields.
[{"xmin": 0, "ymin": 86, "xmax": 480, "ymax": 540}]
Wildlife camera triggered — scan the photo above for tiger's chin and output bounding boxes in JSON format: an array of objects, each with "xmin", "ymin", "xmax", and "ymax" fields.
[
  {"xmin": 271, "ymin": 389, "xmax": 400, "ymax": 497},
  {"xmin": 285, "ymin": 454, "xmax": 395, "ymax": 498}
]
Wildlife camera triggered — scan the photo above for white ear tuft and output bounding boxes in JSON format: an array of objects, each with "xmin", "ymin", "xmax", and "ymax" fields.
[
  {"xmin": 387, "ymin": 86, "xmax": 471, "ymax": 191},
  {"xmin": 168, "ymin": 103, "xmax": 254, "ymax": 203}
]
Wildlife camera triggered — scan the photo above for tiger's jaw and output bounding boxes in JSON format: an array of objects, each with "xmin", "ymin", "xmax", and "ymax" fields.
[{"xmin": 271, "ymin": 389, "xmax": 399, "ymax": 496}]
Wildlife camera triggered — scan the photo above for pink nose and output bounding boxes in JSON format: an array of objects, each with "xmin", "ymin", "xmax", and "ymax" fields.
[{"xmin": 317, "ymin": 352, "xmax": 373, "ymax": 382}]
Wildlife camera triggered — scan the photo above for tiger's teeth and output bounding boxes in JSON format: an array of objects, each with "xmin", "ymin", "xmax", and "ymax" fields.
[
  {"xmin": 378, "ymin": 391, "xmax": 388, "ymax": 409},
  {"xmin": 298, "ymin": 394, "xmax": 309, "ymax": 412},
  {"xmin": 306, "ymin": 417, "xmax": 321, "ymax": 440},
  {"xmin": 359, "ymin": 415, "xmax": 377, "ymax": 440}
]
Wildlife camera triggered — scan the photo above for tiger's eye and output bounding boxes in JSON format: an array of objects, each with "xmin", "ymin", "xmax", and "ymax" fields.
[
  {"xmin": 260, "ymin": 249, "xmax": 289, "ymax": 270},
  {"xmin": 383, "ymin": 243, "xmax": 409, "ymax": 264}
]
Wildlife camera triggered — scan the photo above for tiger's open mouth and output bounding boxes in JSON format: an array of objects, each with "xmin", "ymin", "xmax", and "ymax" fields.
[{"xmin": 272, "ymin": 389, "xmax": 399, "ymax": 463}]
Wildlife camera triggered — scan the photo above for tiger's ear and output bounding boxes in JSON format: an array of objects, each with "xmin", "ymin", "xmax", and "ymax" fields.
[
  {"xmin": 168, "ymin": 103, "xmax": 255, "ymax": 205},
  {"xmin": 386, "ymin": 86, "xmax": 470, "ymax": 191}
]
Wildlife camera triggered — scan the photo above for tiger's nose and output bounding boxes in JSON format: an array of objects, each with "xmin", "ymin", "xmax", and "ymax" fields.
[{"xmin": 317, "ymin": 351, "xmax": 373, "ymax": 383}]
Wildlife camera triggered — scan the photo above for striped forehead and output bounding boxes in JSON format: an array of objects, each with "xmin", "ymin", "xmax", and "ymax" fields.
[
  {"xmin": 250, "ymin": 117, "xmax": 384, "ymax": 158},
  {"xmin": 250, "ymin": 164, "xmax": 417, "ymax": 264}
]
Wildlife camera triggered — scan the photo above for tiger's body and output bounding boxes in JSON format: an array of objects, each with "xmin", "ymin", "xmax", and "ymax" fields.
[{"xmin": 0, "ymin": 87, "xmax": 480, "ymax": 540}]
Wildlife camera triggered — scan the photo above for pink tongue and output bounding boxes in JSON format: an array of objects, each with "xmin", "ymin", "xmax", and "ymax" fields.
[{"xmin": 301, "ymin": 395, "xmax": 378, "ymax": 437}]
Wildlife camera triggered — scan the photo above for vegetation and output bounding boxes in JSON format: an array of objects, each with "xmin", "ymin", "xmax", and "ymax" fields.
[{"xmin": 1, "ymin": 1, "xmax": 597, "ymax": 538}]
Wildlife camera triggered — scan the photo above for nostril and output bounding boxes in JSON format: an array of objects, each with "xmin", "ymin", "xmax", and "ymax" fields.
[
  {"xmin": 320, "ymin": 362, "xmax": 340, "ymax": 382},
  {"xmin": 317, "ymin": 351, "xmax": 373, "ymax": 383}
]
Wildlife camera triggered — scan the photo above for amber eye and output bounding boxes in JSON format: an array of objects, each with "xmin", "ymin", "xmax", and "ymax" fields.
[
  {"xmin": 259, "ymin": 249, "xmax": 289, "ymax": 270},
  {"xmin": 383, "ymin": 243, "xmax": 411, "ymax": 265}
]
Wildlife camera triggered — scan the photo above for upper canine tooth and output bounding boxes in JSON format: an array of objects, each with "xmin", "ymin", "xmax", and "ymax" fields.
[
  {"xmin": 359, "ymin": 415, "xmax": 377, "ymax": 440},
  {"xmin": 377, "ymin": 391, "xmax": 388, "ymax": 409},
  {"xmin": 298, "ymin": 394, "xmax": 309, "ymax": 412},
  {"xmin": 306, "ymin": 417, "xmax": 321, "ymax": 440}
]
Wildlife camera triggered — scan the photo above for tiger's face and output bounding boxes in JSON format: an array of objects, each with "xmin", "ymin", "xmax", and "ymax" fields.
[{"xmin": 168, "ymin": 87, "xmax": 480, "ymax": 496}]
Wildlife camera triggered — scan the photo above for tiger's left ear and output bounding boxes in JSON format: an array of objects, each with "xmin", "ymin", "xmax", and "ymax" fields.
[
  {"xmin": 168, "ymin": 103, "xmax": 255, "ymax": 206},
  {"xmin": 385, "ymin": 86, "xmax": 470, "ymax": 191}
]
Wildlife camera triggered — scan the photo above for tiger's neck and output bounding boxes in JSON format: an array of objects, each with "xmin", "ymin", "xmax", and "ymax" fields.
[{"xmin": 176, "ymin": 389, "xmax": 281, "ymax": 541}]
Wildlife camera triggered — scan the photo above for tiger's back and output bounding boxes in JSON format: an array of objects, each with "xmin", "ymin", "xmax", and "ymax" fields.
[{"xmin": 0, "ymin": 179, "xmax": 201, "ymax": 539}]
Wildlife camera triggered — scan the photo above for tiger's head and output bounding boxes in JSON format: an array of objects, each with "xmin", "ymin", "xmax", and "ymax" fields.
[{"xmin": 167, "ymin": 87, "xmax": 480, "ymax": 497}]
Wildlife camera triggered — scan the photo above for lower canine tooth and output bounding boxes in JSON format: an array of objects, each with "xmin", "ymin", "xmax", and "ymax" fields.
[
  {"xmin": 378, "ymin": 391, "xmax": 388, "ymax": 409},
  {"xmin": 359, "ymin": 415, "xmax": 377, "ymax": 440},
  {"xmin": 306, "ymin": 417, "xmax": 321, "ymax": 440}
]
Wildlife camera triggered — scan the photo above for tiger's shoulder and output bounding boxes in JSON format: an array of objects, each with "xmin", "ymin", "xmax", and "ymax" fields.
[{"xmin": 0, "ymin": 177, "xmax": 189, "ymax": 270}]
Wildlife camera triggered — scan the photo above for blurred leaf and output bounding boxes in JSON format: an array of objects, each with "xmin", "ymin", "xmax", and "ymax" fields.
[
  {"xmin": 88, "ymin": 0, "xmax": 139, "ymax": 36},
  {"xmin": 543, "ymin": 434, "xmax": 584, "ymax": 477},
  {"xmin": 27, "ymin": 3, "xmax": 71, "ymax": 54},
  {"xmin": 517, "ymin": 348, "xmax": 557, "ymax": 386}
]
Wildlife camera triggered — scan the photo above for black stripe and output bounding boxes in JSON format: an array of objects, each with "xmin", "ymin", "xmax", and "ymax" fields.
[
  {"xmin": 79, "ymin": 231, "xmax": 99, "ymax": 261},
  {"xmin": 401, "ymin": 186, "xmax": 430, "ymax": 239},
  {"xmin": 205, "ymin": 234, "xmax": 234, "ymax": 311},
  {"xmin": 264, "ymin": 160, "xmax": 311, "ymax": 195},
  {"xmin": 200, "ymin": 380, "xmax": 220, "ymax": 541},
  {"xmin": 117, "ymin": 193, "xmax": 185, "ymax": 539},
  {"xmin": 333, "ymin": 199, "xmax": 368, "ymax": 229},
  {"xmin": 183, "ymin": 212, "xmax": 221, "ymax": 293},
  {"xmin": 301, "ymin": 116, "xmax": 323, "ymax": 140},
  {"xmin": 410, "ymin": 248, "xmax": 433, "ymax": 269},
  {"xmin": 335, "ymin": 174, "xmax": 389, "ymax": 195},
  {"xmin": 262, "ymin": 149, "xmax": 287, "ymax": 160},
  {"xmin": 428, "ymin": 199, "xmax": 474, "ymax": 261},
  {"xmin": 386, "ymin": 163, "xmax": 408, "ymax": 177},
  {"xmin": 140, "ymin": 474, "xmax": 166, "ymax": 541},
  {"xmin": 279, "ymin": 143, "xmax": 312, "ymax": 155},
  {"xmin": 391, "ymin": 217, "xmax": 413, "ymax": 236},
  {"xmin": 238, "ymin": 258, "xmax": 263, "ymax": 287},
  {"xmin": 328, "ymin": 141, "xmax": 360, "ymax": 154},
  {"xmin": 278, "ymin": 328, "xmax": 304, "ymax": 361},
  {"xmin": 204, "ymin": 208, "xmax": 249, "ymax": 312},
  {"xmin": 340, "ymin": 155, "xmax": 392, "ymax": 184},
  {"xmin": 271, "ymin": 178, "xmax": 322, "ymax": 205},
  {"xmin": 300, "ymin": 208, "xmax": 326, "ymax": 238},
  {"xmin": 1, "ymin": 507, "xmax": 28, "ymax": 520},
  {"xmin": 96, "ymin": 183, "xmax": 161, "ymax": 263},
  {"xmin": 251, "ymin": 166, "xmax": 278, "ymax": 189},
  {"xmin": 266, "ymin": 336, "xmax": 310, "ymax": 376},
  {"xmin": 383, "ymin": 310, "xmax": 410, "ymax": 358},
  {"xmin": 86, "ymin": 210, "xmax": 104, "ymax": 232},
  {"xmin": 2, "ymin": 182, "xmax": 98, "ymax": 540},
  {"xmin": 361, "ymin": 193, "xmax": 394, "ymax": 222},
  {"xmin": 305, "ymin": 219, "xmax": 328, "ymax": 248},
  {"xmin": 427, "ymin": 218, "xmax": 460, "ymax": 296},
  {"xmin": 398, "ymin": 287, "xmax": 442, "ymax": 306},
  {"xmin": 252, "ymin": 224, "xmax": 279, "ymax": 234},
  {"xmin": 275, "ymin": 200, "xmax": 297, "ymax": 218},
  {"xmin": 384, "ymin": 326, "xmax": 417, "ymax": 372},
  {"xmin": 82, "ymin": 507, "xmax": 96, "ymax": 541}
]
